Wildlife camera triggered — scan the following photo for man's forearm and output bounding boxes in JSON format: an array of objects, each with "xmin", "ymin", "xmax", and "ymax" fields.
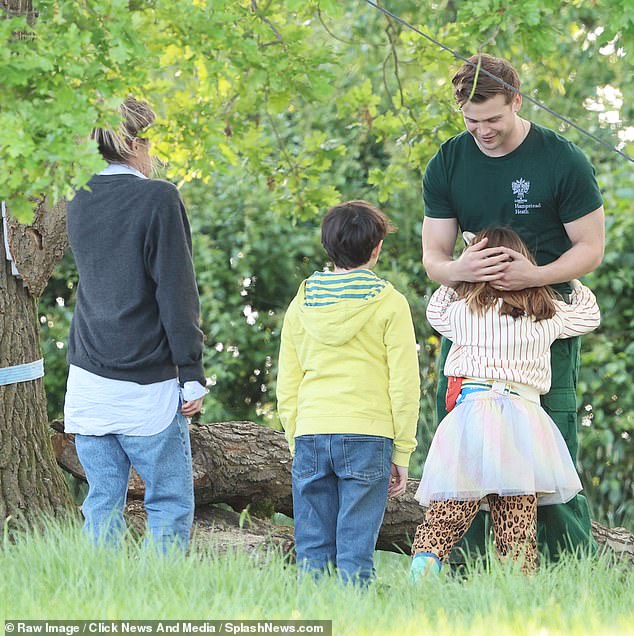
[
  {"xmin": 535, "ymin": 241, "xmax": 604, "ymax": 286},
  {"xmin": 537, "ymin": 206, "xmax": 606, "ymax": 286},
  {"xmin": 425, "ymin": 238, "xmax": 603, "ymax": 290},
  {"xmin": 422, "ymin": 252, "xmax": 462, "ymax": 287}
]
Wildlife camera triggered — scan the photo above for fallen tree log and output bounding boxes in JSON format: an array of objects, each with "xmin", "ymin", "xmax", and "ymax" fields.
[
  {"xmin": 125, "ymin": 500, "xmax": 295, "ymax": 555},
  {"xmin": 51, "ymin": 420, "xmax": 633, "ymax": 563},
  {"xmin": 51, "ymin": 419, "xmax": 294, "ymax": 516}
]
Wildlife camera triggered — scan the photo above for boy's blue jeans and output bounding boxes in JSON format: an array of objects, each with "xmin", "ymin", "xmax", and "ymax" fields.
[
  {"xmin": 292, "ymin": 433, "xmax": 392, "ymax": 585},
  {"xmin": 75, "ymin": 411, "xmax": 194, "ymax": 553}
]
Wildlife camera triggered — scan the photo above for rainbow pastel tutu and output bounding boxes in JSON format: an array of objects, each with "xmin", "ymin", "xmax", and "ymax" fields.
[{"xmin": 415, "ymin": 391, "xmax": 582, "ymax": 506}]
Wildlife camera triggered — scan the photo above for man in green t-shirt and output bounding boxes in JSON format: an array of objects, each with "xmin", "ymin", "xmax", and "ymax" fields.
[{"xmin": 422, "ymin": 54, "xmax": 605, "ymax": 561}]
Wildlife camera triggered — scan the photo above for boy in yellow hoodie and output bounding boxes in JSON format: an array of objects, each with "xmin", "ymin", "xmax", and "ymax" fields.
[{"xmin": 277, "ymin": 200, "xmax": 420, "ymax": 585}]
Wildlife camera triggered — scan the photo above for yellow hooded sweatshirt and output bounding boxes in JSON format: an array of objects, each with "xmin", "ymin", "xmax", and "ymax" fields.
[{"xmin": 277, "ymin": 273, "xmax": 420, "ymax": 467}]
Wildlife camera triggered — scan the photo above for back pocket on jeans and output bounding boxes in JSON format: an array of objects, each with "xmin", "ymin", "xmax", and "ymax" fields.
[
  {"xmin": 342, "ymin": 435, "xmax": 390, "ymax": 482},
  {"xmin": 292, "ymin": 436, "xmax": 318, "ymax": 480}
]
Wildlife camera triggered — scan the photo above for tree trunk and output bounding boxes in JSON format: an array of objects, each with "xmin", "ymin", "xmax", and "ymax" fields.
[
  {"xmin": 0, "ymin": 192, "xmax": 74, "ymax": 520},
  {"xmin": 50, "ymin": 420, "xmax": 634, "ymax": 563},
  {"xmin": 0, "ymin": 3, "xmax": 75, "ymax": 524}
]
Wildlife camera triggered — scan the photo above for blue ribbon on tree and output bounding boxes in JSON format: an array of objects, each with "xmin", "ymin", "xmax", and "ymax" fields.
[{"xmin": 0, "ymin": 359, "xmax": 45, "ymax": 386}]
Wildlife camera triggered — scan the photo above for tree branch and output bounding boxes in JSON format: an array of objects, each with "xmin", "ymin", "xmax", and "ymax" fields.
[
  {"xmin": 251, "ymin": 0, "xmax": 285, "ymax": 48},
  {"xmin": 316, "ymin": 4, "xmax": 360, "ymax": 46}
]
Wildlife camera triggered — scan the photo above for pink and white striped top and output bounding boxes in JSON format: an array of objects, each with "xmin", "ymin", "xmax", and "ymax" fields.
[{"xmin": 427, "ymin": 283, "xmax": 600, "ymax": 394}]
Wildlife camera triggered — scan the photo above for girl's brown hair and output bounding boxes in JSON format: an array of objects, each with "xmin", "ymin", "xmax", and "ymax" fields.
[{"xmin": 454, "ymin": 227, "xmax": 558, "ymax": 320}]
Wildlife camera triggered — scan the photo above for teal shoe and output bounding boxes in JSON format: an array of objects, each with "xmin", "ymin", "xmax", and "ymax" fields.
[{"xmin": 410, "ymin": 552, "xmax": 442, "ymax": 583}]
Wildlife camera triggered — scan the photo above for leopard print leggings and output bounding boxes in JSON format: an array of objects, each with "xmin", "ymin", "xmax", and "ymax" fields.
[{"xmin": 411, "ymin": 494, "xmax": 537, "ymax": 572}]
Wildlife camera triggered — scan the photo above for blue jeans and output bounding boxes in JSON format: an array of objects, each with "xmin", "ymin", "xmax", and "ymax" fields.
[
  {"xmin": 75, "ymin": 411, "xmax": 194, "ymax": 553},
  {"xmin": 292, "ymin": 434, "xmax": 392, "ymax": 585}
]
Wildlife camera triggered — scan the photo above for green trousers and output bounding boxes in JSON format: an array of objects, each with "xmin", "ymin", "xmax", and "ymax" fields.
[{"xmin": 435, "ymin": 336, "xmax": 597, "ymax": 563}]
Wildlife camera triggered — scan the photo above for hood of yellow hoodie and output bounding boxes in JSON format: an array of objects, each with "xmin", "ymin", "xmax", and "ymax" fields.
[{"xmin": 294, "ymin": 279, "xmax": 395, "ymax": 347}]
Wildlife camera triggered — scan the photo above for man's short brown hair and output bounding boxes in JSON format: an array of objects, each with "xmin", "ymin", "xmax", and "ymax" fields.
[
  {"xmin": 452, "ymin": 54, "xmax": 520, "ymax": 107},
  {"xmin": 321, "ymin": 200, "xmax": 394, "ymax": 269}
]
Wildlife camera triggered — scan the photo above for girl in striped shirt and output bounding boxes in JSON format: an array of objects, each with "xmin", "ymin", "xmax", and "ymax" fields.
[{"xmin": 411, "ymin": 227, "xmax": 600, "ymax": 578}]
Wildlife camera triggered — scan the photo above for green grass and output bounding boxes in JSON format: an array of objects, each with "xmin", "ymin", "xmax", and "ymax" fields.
[{"xmin": 0, "ymin": 521, "xmax": 632, "ymax": 636}]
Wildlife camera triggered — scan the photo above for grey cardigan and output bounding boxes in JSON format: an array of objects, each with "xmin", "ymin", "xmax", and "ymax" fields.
[{"xmin": 66, "ymin": 173, "xmax": 205, "ymax": 385}]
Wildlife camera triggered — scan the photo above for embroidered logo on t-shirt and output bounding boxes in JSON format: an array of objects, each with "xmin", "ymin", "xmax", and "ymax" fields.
[{"xmin": 512, "ymin": 178, "xmax": 542, "ymax": 215}]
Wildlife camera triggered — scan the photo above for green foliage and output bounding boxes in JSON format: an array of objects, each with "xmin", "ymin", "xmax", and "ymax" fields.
[
  {"xmin": 186, "ymin": 173, "xmax": 320, "ymax": 423},
  {"xmin": 2, "ymin": 1, "xmax": 346, "ymax": 221},
  {"xmin": 39, "ymin": 252, "xmax": 77, "ymax": 422},
  {"xmin": 578, "ymin": 168, "xmax": 634, "ymax": 527}
]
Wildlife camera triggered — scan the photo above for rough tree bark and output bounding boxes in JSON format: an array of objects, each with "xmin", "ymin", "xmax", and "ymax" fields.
[
  {"xmin": 0, "ymin": 186, "xmax": 74, "ymax": 520},
  {"xmin": 51, "ymin": 420, "xmax": 294, "ymax": 515},
  {"xmin": 51, "ymin": 420, "xmax": 634, "ymax": 563}
]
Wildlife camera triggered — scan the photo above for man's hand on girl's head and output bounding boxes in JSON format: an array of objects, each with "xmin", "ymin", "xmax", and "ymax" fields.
[
  {"xmin": 491, "ymin": 246, "xmax": 542, "ymax": 291},
  {"xmin": 454, "ymin": 237, "xmax": 511, "ymax": 283}
]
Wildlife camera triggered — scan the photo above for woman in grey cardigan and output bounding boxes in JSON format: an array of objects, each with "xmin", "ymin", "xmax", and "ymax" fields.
[{"xmin": 64, "ymin": 98, "xmax": 206, "ymax": 552}]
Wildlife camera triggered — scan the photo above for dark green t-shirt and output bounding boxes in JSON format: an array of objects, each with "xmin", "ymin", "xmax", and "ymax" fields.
[{"xmin": 423, "ymin": 123, "xmax": 603, "ymax": 293}]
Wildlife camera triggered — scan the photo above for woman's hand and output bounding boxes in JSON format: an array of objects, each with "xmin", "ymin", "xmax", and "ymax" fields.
[{"xmin": 181, "ymin": 397, "xmax": 204, "ymax": 417}]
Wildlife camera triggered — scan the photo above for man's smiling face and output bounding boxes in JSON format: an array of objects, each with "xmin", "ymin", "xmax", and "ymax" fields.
[{"xmin": 461, "ymin": 93, "xmax": 523, "ymax": 156}]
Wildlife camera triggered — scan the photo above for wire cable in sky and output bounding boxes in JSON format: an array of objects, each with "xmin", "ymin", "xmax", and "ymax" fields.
[{"xmin": 364, "ymin": 0, "xmax": 633, "ymax": 163}]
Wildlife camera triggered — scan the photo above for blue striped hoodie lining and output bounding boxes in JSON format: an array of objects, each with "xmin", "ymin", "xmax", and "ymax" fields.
[{"xmin": 304, "ymin": 270, "xmax": 387, "ymax": 307}]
